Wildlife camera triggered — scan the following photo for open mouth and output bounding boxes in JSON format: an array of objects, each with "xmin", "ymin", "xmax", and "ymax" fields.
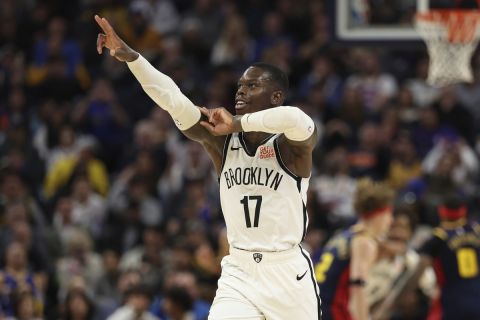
[{"xmin": 235, "ymin": 100, "xmax": 248, "ymax": 110}]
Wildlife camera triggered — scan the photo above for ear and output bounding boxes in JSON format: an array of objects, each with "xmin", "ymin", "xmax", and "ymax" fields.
[{"xmin": 270, "ymin": 90, "xmax": 284, "ymax": 106}]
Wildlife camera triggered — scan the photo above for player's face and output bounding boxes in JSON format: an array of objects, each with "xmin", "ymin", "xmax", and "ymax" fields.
[
  {"xmin": 378, "ymin": 210, "xmax": 394, "ymax": 237},
  {"xmin": 235, "ymin": 67, "xmax": 275, "ymax": 115}
]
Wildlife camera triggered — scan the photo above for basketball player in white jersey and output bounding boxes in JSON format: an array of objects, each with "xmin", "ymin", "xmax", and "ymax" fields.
[{"xmin": 95, "ymin": 14, "xmax": 321, "ymax": 319}]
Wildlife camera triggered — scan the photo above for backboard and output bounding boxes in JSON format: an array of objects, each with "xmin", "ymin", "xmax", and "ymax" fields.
[{"xmin": 335, "ymin": 0, "xmax": 480, "ymax": 41}]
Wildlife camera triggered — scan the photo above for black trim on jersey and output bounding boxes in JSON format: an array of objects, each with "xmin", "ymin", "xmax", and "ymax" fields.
[
  {"xmin": 302, "ymin": 202, "xmax": 307, "ymax": 241},
  {"xmin": 238, "ymin": 132, "xmax": 255, "ymax": 157},
  {"xmin": 239, "ymin": 132, "xmax": 275, "ymax": 157},
  {"xmin": 299, "ymin": 245, "xmax": 322, "ymax": 320},
  {"xmin": 273, "ymin": 137, "xmax": 302, "ymax": 189},
  {"xmin": 220, "ymin": 134, "xmax": 232, "ymax": 174}
]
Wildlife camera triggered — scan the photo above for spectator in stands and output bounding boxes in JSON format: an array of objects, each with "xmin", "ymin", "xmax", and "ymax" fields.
[
  {"xmin": 56, "ymin": 229, "xmax": 103, "ymax": 299},
  {"xmin": 433, "ymin": 86, "xmax": 476, "ymax": 146},
  {"xmin": 422, "ymin": 133, "xmax": 478, "ymax": 196},
  {"xmin": 119, "ymin": 226, "xmax": 166, "ymax": 292},
  {"xmin": 310, "ymin": 147, "xmax": 356, "ymax": 230},
  {"xmin": 61, "ymin": 287, "xmax": 96, "ymax": 320},
  {"xmin": 162, "ymin": 286, "xmax": 195, "ymax": 320},
  {"xmin": 346, "ymin": 49, "xmax": 398, "ymax": 112},
  {"xmin": 70, "ymin": 175, "xmax": 107, "ymax": 240},
  {"xmin": 11, "ymin": 288, "xmax": 43, "ymax": 320},
  {"xmin": 347, "ymin": 122, "xmax": 390, "ymax": 180},
  {"xmin": 0, "ymin": 176, "xmax": 46, "ymax": 234},
  {"xmin": 117, "ymin": 0, "xmax": 163, "ymax": 59},
  {"xmin": 402, "ymin": 150, "xmax": 466, "ymax": 226},
  {"xmin": 407, "ymin": 57, "xmax": 440, "ymax": 108},
  {"xmin": 108, "ymin": 169, "xmax": 163, "ymax": 227},
  {"xmin": 211, "ymin": 14, "xmax": 253, "ymax": 67},
  {"xmin": 0, "ymin": 242, "xmax": 43, "ymax": 317},
  {"xmin": 387, "ymin": 131, "xmax": 422, "ymax": 191},
  {"xmin": 43, "ymin": 137, "xmax": 109, "ymax": 199},
  {"xmin": 72, "ymin": 78, "xmax": 130, "ymax": 170},
  {"xmin": 107, "ymin": 284, "xmax": 158, "ymax": 320}
]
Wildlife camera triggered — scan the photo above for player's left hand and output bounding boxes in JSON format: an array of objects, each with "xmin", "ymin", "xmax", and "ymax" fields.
[{"xmin": 199, "ymin": 107, "xmax": 241, "ymax": 136}]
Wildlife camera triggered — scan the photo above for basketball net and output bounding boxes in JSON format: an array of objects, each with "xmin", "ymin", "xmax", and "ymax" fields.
[{"xmin": 415, "ymin": 10, "xmax": 480, "ymax": 87}]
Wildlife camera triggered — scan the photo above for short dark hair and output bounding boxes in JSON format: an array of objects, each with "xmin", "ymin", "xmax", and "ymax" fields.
[
  {"xmin": 164, "ymin": 286, "xmax": 194, "ymax": 311},
  {"xmin": 251, "ymin": 62, "xmax": 289, "ymax": 92},
  {"xmin": 442, "ymin": 193, "xmax": 466, "ymax": 210}
]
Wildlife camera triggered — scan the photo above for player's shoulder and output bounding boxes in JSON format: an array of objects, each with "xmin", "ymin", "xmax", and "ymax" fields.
[
  {"xmin": 351, "ymin": 232, "xmax": 378, "ymax": 253},
  {"xmin": 432, "ymin": 227, "xmax": 448, "ymax": 241}
]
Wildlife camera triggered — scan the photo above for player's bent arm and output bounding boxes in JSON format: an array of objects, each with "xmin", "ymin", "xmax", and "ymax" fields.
[
  {"xmin": 237, "ymin": 106, "xmax": 317, "ymax": 177},
  {"xmin": 349, "ymin": 235, "xmax": 378, "ymax": 320},
  {"xmin": 236, "ymin": 106, "xmax": 317, "ymax": 149},
  {"xmin": 183, "ymin": 119, "xmax": 226, "ymax": 174}
]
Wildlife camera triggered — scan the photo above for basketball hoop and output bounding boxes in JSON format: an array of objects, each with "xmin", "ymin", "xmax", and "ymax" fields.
[{"xmin": 415, "ymin": 10, "xmax": 480, "ymax": 87}]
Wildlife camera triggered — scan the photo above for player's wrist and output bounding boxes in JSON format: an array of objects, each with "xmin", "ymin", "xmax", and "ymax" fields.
[
  {"xmin": 124, "ymin": 50, "xmax": 140, "ymax": 62},
  {"xmin": 233, "ymin": 115, "xmax": 244, "ymax": 132}
]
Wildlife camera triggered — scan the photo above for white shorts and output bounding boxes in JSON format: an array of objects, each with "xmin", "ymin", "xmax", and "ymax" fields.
[{"xmin": 209, "ymin": 245, "xmax": 321, "ymax": 320}]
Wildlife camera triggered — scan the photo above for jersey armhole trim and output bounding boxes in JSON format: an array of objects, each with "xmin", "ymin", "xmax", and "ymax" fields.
[
  {"xmin": 273, "ymin": 137, "xmax": 302, "ymax": 184},
  {"xmin": 219, "ymin": 134, "xmax": 232, "ymax": 174}
]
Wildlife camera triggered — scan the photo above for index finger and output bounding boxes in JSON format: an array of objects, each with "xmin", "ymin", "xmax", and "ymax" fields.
[
  {"xmin": 199, "ymin": 107, "xmax": 210, "ymax": 116},
  {"xmin": 94, "ymin": 15, "xmax": 115, "ymax": 36},
  {"xmin": 94, "ymin": 15, "xmax": 107, "ymax": 32}
]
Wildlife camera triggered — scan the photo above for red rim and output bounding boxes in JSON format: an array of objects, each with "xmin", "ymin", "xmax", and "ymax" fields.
[{"xmin": 416, "ymin": 9, "xmax": 480, "ymax": 42}]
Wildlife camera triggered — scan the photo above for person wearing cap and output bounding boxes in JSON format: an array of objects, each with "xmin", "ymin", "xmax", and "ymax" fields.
[
  {"xmin": 413, "ymin": 194, "xmax": 480, "ymax": 320},
  {"xmin": 315, "ymin": 178, "xmax": 395, "ymax": 320}
]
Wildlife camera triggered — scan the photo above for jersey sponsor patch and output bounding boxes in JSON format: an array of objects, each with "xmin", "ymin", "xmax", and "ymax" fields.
[{"xmin": 259, "ymin": 145, "xmax": 275, "ymax": 159}]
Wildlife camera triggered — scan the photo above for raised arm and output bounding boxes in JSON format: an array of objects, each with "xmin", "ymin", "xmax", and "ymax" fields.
[{"xmin": 94, "ymin": 15, "xmax": 225, "ymax": 171}]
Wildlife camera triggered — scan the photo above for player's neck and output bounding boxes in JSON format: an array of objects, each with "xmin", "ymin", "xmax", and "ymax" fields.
[{"xmin": 356, "ymin": 221, "xmax": 384, "ymax": 241}]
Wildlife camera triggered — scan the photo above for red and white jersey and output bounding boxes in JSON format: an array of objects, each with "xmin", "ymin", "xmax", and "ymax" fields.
[{"xmin": 219, "ymin": 132, "xmax": 310, "ymax": 252}]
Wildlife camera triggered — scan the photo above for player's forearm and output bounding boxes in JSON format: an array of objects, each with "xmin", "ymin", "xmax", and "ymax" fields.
[
  {"xmin": 126, "ymin": 54, "xmax": 200, "ymax": 130},
  {"xmin": 233, "ymin": 106, "xmax": 315, "ymax": 141},
  {"xmin": 349, "ymin": 288, "xmax": 370, "ymax": 320}
]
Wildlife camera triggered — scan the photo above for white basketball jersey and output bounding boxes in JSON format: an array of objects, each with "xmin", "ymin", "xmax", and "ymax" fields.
[{"xmin": 219, "ymin": 132, "xmax": 310, "ymax": 251}]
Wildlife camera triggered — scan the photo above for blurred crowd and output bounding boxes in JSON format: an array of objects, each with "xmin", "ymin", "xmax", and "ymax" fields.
[{"xmin": 1, "ymin": 0, "xmax": 480, "ymax": 319}]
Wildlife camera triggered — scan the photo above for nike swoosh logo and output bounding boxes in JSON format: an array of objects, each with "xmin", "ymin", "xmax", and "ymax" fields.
[{"xmin": 296, "ymin": 270, "xmax": 308, "ymax": 281}]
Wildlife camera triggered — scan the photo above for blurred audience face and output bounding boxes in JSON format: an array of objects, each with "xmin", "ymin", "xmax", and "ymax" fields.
[
  {"xmin": 435, "ymin": 153, "xmax": 457, "ymax": 178},
  {"xmin": 382, "ymin": 213, "xmax": 414, "ymax": 257},
  {"xmin": 5, "ymin": 202, "xmax": 28, "ymax": 227},
  {"xmin": 12, "ymin": 222, "xmax": 32, "ymax": 249},
  {"xmin": 68, "ymin": 295, "xmax": 89, "ymax": 318},
  {"xmin": 72, "ymin": 177, "xmax": 92, "ymax": 202},
  {"xmin": 163, "ymin": 271, "xmax": 199, "ymax": 299},
  {"xmin": 127, "ymin": 291, "xmax": 151, "ymax": 313},
  {"xmin": 117, "ymin": 270, "xmax": 141, "ymax": 294},
  {"xmin": 419, "ymin": 107, "xmax": 439, "ymax": 128},
  {"xmin": 359, "ymin": 122, "xmax": 379, "ymax": 149},
  {"xmin": 56, "ymin": 197, "xmax": 73, "ymax": 224},
  {"xmin": 392, "ymin": 135, "xmax": 417, "ymax": 162},
  {"xmin": 134, "ymin": 120, "xmax": 157, "ymax": 147},
  {"xmin": 6, "ymin": 242, "xmax": 27, "ymax": 271},
  {"xmin": 15, "ymin": 291, "xmax": 36, "ymax": 320},
  {"xmin": 135, "ymin": 151, "xmax": 156, "ymax": 175},
  {"xmin": 59, "ymin": 125, "xmax": 76, "ymax": 148},
  {"xmin": 102, "ymin": 250, "xmax": 120, "ymax": 274},
  {"xmin": 65, "ymin": 289, "xmax": 91, "ymax": 320},
  {"xmin": 1, "ymin": 173, "xmax": 25, "ymax": 201}
]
